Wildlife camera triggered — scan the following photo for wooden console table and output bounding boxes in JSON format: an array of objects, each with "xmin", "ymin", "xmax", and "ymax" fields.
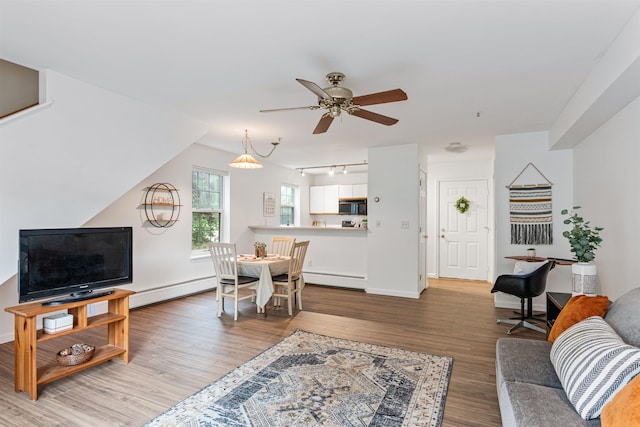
[
  {"xmin": 4, "ymin": 288, "xmax": 135, "ymax": 400},
  {"xmin": 505, "ymin": 256, "xmax": 575, "ymax": 266}
]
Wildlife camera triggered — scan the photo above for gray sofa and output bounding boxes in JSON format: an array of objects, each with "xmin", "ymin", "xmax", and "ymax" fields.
[{"xmin": 495, "ymin": 287, "xmax": 640, "ymax": 427}]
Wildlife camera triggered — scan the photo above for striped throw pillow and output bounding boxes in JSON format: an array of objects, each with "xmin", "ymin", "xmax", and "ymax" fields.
[{"xmin": 550, "ymin": 316, "xmax": 640, "ymax": 420}]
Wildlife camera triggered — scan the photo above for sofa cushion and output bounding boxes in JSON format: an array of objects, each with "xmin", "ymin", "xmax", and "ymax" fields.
[
  {"xmin": 550, "ymin": 316, "xmax": 640, "ymax": 419},
  {"xmin": 499, "ymin": 381, "xmax": 600, "ymax": 427},
  {"xmin": 547, "ymin": 295, "xmax": 609, "ymax": 343},
  {"xmin": 600, "ymin": 374, "xmax": 640, "ymax": 427},
  {"xmin": 496, "ymin": 338, "xmax": 561, "ymax": 389},
  {"xmin": 605, "ymin": 287, "xmax": 640, "ymax": 347}
]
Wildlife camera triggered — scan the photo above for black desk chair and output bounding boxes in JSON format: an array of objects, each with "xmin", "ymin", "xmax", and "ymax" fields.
[{"xmin": 491, "ymin": 261, "xmax": 556, "ymax": 334}]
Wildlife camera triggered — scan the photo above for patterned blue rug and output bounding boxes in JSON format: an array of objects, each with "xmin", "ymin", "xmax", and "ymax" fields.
[{"xmin": 144, "ymin": 329, "xmax": 453, "ymax": 427}]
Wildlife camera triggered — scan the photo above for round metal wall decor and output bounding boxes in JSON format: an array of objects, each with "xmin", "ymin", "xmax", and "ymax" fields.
[{"xmin": 144, "ymin": 183, "xmax": 181, "ymax": 228}]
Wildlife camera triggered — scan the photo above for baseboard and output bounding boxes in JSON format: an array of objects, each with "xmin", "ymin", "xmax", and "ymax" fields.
[
  {"xmin": 0, "ymin": 331, "xmax": 13, "ymax": 344},
  {"xmin": 129, "ymin": 277, "xmax": 216, "ymax": 309},
  {"xmin": 366, "ymin": 287, "xmax": 421, "ymax": 299},
  {"xmin": 303, "ymin": 271, "xmax": 366, "ymax": 289}
]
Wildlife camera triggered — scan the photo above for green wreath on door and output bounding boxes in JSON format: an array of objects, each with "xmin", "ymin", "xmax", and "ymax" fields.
[{"xmin": 455, "ymin": 196, "xmax": 470, "ymax": 214}]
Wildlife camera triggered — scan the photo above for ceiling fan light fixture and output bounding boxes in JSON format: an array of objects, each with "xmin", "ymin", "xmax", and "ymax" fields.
[{"xmin": 342, "ymin": 166, "xmax": 347, "ymax": 174}]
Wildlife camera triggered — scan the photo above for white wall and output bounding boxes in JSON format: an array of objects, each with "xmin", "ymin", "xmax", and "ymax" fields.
[
  {"xmin": 366, "ymin": 144, "xmax": 420, "ymax": 298},
  {"xmin": 0, "ymin": 70, "xmax": 208, "ymax": 284},
  {"xmin": 494, "ymin": 131, "xmax": 573, "ymax": 310},
  {"xmin": 426, "ymin": 158, "xmax": 494, "ymax": 279},
  {"xmin": 572, "ymin": 96, "xmax": 640, "ymax": 300}
]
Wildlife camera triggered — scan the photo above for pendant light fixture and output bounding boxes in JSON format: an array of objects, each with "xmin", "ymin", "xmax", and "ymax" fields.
[{"xmin": 229, "ymin": 130, "xmax": 280, "ymax": 169}]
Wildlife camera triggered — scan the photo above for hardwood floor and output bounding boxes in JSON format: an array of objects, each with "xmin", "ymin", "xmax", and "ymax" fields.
[{"xmin": 0, "ymin": 278, "xmax": 544, "ymax": 426}]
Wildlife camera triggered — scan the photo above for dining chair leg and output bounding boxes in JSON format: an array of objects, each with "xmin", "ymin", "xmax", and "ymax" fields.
[
  {"xmin": 217, "ymin": 292, "xmax": 223, "ymax": 318},
  {"xmin": 233, "ymin": 288, "xmax": 239, "ymax": 321},
  {"xmin": 287, "ymin": 287, "xmax": 293, "ymax": 316}
]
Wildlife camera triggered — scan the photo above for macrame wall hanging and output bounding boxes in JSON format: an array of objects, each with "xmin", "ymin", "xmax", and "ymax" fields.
[{"xmin": 507, "ymin": 163, "xmax": 553, "ymax": 245}]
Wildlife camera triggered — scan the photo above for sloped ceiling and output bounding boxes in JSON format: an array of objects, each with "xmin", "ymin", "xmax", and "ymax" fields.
[{"xmin": 1, "ymin": 0, "xmax": 638, "ymax": 172}]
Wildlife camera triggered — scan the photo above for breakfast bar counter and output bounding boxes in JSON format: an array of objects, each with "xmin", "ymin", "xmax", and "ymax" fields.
[{"xmin": 249, "ymin": 225, "xmax": 367, "ymax": 289}]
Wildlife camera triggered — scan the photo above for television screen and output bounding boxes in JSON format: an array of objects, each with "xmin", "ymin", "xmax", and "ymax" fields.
[{"xmin": 18, "ymin": 227, "xmax": 133, "ymax": 304}]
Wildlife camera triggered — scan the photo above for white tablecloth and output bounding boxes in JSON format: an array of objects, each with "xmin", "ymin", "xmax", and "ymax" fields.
[{"xmin": 237, "ymin": 255, "xmax": 290, "ymax": 309}]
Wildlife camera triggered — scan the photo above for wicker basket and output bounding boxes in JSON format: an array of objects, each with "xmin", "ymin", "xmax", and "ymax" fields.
[{"xmin": 56, "ymin": 343, "xmax": 95, "ymax": 366}]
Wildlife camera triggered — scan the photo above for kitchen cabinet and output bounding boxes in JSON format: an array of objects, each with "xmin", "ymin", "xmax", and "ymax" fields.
[
  {"xmin": 310, "ymin": 185, "xmax": 339, "ymax": 214},
  {"xmin": 353, "ymin": 184, "xmax": 367, "ymax": 198},
  {"xmin": 339, "ymin": 185, "xmax": 352, "ymax": 199},
  {"xmin": 339, "ymin": 184, "xmax": 367, "ymax": 200}
]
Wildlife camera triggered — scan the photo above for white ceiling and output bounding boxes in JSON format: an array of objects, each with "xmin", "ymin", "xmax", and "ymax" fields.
[{"xmin": 1, "ymin": 1, "xmax": 638, "ymax": 173}]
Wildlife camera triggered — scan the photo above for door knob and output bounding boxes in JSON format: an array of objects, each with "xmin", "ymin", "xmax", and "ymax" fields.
[{"xmin": 441, "ymin": 234, "xmax": 445, "ymax": 238}]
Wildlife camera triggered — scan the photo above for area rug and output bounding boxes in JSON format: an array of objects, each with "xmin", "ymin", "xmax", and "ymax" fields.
[{"xmin": 144, "ymin": 329, "xmax": 453, "ymax": 427}]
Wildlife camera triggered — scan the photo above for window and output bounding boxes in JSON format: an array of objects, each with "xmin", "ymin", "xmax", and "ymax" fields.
[
  {"xmin": 280, "ymin": 184, "xmax": 295, "ymax": 226},
  {"xmin": 192, "ymin": 169, "xmax": 224, "ymax": 251}
]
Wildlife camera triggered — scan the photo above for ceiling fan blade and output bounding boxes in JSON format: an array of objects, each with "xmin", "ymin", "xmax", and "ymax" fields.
[
  {"xmin": 313, "ymin": 115, "xmax": 334, "ymax": 134},
  {"xmin": 349, "ymin": 109, "xmax": 399, "ymax": 126},
  {"xmin": 296, "ymin": 78, "xmax": 333, "ymax": 101},
  {"xmin": 260, "ymin": 106, "xmax": 319, "ymax": 113},
  {"xmin": 352, "ymin": 89, "xmax": 408, "ymax": 106}
]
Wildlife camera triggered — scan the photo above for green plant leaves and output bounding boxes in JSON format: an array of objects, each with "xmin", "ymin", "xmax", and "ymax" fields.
[{"xmin": 561, "ymin": 207, "xmax": 603, "ymax": 263}]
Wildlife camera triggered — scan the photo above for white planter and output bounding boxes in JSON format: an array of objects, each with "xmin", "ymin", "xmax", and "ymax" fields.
[{"xmin": 572, "ymin": 262, "xmax": 598, "ymax": 296}]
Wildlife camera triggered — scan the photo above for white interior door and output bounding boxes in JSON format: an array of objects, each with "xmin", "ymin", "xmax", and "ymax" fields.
[
  {"xmin": 419, "ymin": 170, "xmax": 427, "ymax": 291},
  {"xmin": 438, "ymin": 180, "xmax": 488, "ymax": 280}
]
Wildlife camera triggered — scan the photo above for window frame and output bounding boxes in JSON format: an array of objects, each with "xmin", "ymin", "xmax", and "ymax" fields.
[
  {"xmin": 192, "ymin": 167, "xmax": 228, "ymax": 256},
  {"xmin": 280, "ymin": 183, "xmax": 298, "ymax": 226}
]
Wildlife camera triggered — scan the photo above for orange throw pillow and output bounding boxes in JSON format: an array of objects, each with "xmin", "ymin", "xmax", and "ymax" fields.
[
  {"xmin": 601, "ymin": 374, "xmax": 640, "ymax": 426},
  {"xmin": 547, "ymin": 295, "xmax": 609, "ymax": 343}
]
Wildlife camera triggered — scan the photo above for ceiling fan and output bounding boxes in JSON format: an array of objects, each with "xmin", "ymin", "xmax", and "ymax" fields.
[{"xmin": 260, "ymin": 72, "xmax": 408, "ymax": 134}]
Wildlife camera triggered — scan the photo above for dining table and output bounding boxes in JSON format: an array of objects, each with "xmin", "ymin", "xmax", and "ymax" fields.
[{"xmin": 237, "ymin": 254, "xmax": 290, "ymax": 310}]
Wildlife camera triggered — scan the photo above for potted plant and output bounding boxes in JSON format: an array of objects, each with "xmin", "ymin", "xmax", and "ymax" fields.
[
  {"xmin": 561, "ymin": 206, "xmax": 604, "ymax": 295},
  {"xmin": 253, "ymin": 241, "xmax": 267, "ymax": 258}
]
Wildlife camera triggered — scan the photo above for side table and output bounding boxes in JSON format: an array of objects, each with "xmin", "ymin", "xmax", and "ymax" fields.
[{"xmin": 546, "ymin": 292, "xmax": 572, "ymax": 339}]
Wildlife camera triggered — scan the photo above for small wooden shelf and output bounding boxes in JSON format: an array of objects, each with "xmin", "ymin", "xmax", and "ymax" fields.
[
  {"xmin": 37, "ymin": 312, "xmax": 127, "ymax": 342},
  {"xmin": 5, "ymin": 289, "xmax": 134, "ymax": 400},
  {"xmin": 37, "ymin": 345, "xmax": 126, "ymax": 386}
]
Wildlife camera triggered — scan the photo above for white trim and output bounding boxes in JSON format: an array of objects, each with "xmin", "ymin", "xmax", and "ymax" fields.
[{"xmin": 0, "ymin": 101, "xmax": 54, "ymax": 127}]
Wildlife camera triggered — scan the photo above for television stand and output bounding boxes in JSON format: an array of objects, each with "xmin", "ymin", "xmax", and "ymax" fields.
[
  {"xmin": 42, "ymin": 289, "xmax": 115, "ymax": 306},
  {"xmin": 4, "ymin": 288, "xmax": 135, "ymax": 400}
]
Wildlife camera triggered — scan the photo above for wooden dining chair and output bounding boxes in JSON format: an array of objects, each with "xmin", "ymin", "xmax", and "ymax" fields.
[
  {"xmin": 207, "ymin": 242, "xmax": 259, "ymax": 321},
  {"xmin": 271, "ymin": 240, "xmax": 309, "ymax": 316},
  {"xmin": 270, "ymin": 236, "xmax": 296, "ymax": 257}
]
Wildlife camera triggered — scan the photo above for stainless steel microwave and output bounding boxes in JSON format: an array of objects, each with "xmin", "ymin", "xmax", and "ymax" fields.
[{"xmin": 339, "ymin": 199, "xmax": 367, "ymax": 215}]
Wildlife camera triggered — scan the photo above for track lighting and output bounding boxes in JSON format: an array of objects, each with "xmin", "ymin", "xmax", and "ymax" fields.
[{"xmin": 295, "ymin": 161, "xmax": 367, "ymax": 176}]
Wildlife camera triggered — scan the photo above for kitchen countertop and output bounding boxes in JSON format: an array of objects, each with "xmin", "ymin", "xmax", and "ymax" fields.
[{"xmin": 249, "ymin": 225, "xmax": 367, "ymax": 231}]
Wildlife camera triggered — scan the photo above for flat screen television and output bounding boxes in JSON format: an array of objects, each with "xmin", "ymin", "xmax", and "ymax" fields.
[{"xmin": 18, "ymin": 227, "xmax": 133, "ymax": 305}]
